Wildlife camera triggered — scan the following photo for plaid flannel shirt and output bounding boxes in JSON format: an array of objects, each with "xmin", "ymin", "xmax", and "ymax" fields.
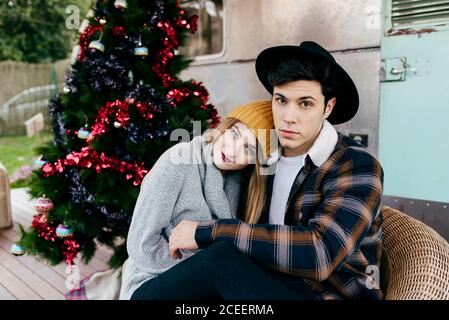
[{"xmin": 195, "ymin": 121, "xmax": 384, "ymax": 300}]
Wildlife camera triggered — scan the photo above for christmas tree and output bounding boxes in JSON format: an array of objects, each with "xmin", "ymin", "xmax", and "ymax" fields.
[{"xmin": 12, "ymin": 0, "xmax": 220, "ymax": 269}]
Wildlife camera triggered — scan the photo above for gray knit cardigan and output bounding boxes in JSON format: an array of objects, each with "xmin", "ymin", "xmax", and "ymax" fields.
[{"xmin": 119, "ymin": 136, "xmax": 243, "ymax": 299}]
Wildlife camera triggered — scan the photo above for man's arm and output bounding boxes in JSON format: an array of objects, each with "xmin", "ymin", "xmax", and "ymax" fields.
[{"xmin": 194, "ymin": 150, "xmax": 383, "ymax": 281}]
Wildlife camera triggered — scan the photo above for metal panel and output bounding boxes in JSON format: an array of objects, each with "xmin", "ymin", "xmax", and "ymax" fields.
[
  {"xmin": 180, "ymin": 61, "xmax": 271, "ymax": 115},
  {"xmin": 333, "ymin": 50, "xmax": 381, "ymax": 157},
  {"xmin": 226, "ymin": 0, "xmax": 382, "ymax": 61}
]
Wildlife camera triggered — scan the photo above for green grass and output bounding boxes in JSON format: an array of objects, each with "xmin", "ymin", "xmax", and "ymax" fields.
[{"xmin": 0, "ymin": 131, "xmax": 53, "ymax": 177}]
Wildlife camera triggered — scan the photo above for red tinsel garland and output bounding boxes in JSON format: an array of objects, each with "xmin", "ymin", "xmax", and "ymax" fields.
[
  {"xmin": 166, "ymin": 81, "xmax": 208, "ymax": 108},
  {"xmin": 152, "ymin": 21, "xmax": 177, "ymax": 86},
  {"xmin": 62, "ymin": 238, "xmax": 80, "ymax": 266},
  {"xmin": 31, "ymin": 213, "xmax": 80, "ymax": 265},
  {"xmin": 175, "ymin": 4, "xmax": 199, "ymax": 33},
  {"xmin": 87, "ymin": 99, "xmax": 157, "ymax": 142},
  {"xmin": 41, "ymin": 147, "xmax": 149, "ymax": 186},
  {"xmin": 206, "ymin": 104, "xmax": 221, "ymax": 128},
  {"xmin": 31, "ymin": 212, "xmax": 57, "ymax": 242},
  {"xmin": 152, "ymin": 8, "xmax": 198, "ymax": 87},
  {"xmin": 151, "ymin": 8, "xmax": 220, "ymax": 125},
  {"xmin": 166, "ymin": 82, "xmax": 220, "ymax": 127}
]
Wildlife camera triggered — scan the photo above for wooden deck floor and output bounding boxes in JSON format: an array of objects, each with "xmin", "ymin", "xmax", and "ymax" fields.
[{"xmin": 0, "ymin": 188, "xmax": 113, "ymax": 300}]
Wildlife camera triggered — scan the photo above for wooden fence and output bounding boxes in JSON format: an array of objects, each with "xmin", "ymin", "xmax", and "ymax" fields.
[{"xmin": 0, "ymin": 59, "xmax": 70, "ymax": 135}]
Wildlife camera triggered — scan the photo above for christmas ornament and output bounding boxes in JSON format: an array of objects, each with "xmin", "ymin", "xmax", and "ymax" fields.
[
  {"xmin": 35, "ymin": 197, "xmax": 54, "ymax": 213},
  {"xmin": 78, "ymin": 25, "xmax": 104, "ymax": 60},
  {"xmin": 88, "ymin": 40, "xmax": 105, "ymax": 53},
  {"xmin": 10, "ymin": 243, "xmax": 25, "ymax": 256},
  {"xmin": 134, "ymin": 46, "xmax": 148, "ymax": 56},
  {"xmin": 35, "ymin": 157, "xmax": 48, "ymax": 169},
  {"xmin": 126, "ymin": 96, "xmax": 135, "ymax": 104},
  {"xmin": 56, "ymin": 224, "xmax": 74, "ymax": 238},
  {"xmin": 77, "ymin": 127, "xmax": 90, "ymax": 140},
  {"xmin": 112, "ymin": 26, "xmax": 125, "ymax": 37},
  {"xmin": 134, "ymin": 35, "xmax": 148, "ymax": 57},
  {"xmin": 114, "ymin": 0, "xmax": 127, "ymax": 10}
]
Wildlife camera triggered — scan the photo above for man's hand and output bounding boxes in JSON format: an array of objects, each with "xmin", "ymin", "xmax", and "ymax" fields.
[{"xmin": 169, "ymin": 220, "xmax": 199, "ymax": 259}]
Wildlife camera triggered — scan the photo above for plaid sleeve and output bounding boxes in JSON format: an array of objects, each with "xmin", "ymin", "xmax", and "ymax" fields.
[
  {"xmin": 194, "ymin": 150, "xmax": 383, "ymax": 281},
  {"xmin": 195, "ymin": 220, "xmax": 217, "ymax": 247}
]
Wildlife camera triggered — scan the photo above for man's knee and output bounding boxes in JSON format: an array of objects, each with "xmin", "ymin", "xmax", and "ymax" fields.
[{"xmin": 202, "ymin": 241, "xmax": 238, "ymax": 260}]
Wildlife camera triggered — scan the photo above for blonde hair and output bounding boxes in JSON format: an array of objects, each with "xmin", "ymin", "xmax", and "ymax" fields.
[{"xmin": 204, "ymin": 118, "xmax": 267, "ymax": 224}]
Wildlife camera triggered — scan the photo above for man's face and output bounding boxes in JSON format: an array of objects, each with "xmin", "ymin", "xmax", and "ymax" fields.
[{"xmin": 272, "ymin": 80, "xmax": 336, "ymax": 157}]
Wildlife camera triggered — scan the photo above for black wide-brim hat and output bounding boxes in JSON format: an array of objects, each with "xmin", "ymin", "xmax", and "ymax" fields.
[{"xmin": 255, "ymin": 41, "xmax": 359, "ymax": 125}]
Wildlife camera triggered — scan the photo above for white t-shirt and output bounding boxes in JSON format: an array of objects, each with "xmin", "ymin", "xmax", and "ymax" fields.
[{"xmin": 268, "ymin": 154, "xmax": 305, "ymax": 225}]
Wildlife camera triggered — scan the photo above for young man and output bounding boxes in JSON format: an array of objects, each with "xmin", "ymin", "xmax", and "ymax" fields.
[{"xmin": 141, "ymin": 41, "xmax": 384, "ymax": 300}]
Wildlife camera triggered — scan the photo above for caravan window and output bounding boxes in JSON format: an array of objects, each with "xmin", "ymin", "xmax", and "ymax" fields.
[{"xmin": 179, "ymin": 0, "xmax": 225, "ymax": 58}]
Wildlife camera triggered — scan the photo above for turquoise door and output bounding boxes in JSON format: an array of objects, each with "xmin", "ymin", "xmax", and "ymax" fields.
[{"xmin": 379, "ymin": 0, "xmax": 449, "ymax": 203}]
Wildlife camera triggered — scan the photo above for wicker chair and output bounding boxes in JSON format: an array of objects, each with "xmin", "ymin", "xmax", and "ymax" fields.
[
  {"xmin": 381, "ymin": 206, "xmax": 449, "ymax": 299},
  {"xmin": 0, "ymin": 161, "xmax": 12, "ymax": 229}
]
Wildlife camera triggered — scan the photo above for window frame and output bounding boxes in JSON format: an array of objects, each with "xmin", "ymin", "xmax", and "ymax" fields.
[{"xmin": 179, "ymin": 0, "xmax": 227, "ymax": 64}]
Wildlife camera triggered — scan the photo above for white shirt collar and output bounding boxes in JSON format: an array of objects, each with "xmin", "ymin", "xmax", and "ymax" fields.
[{"xmin": 267, "ymin": 120, "xmax": 338, "ymax": 168}]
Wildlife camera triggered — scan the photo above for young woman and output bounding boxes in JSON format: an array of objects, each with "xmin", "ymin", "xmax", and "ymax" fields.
[{"xmin": 119, "ymin": 100, "xmax": 274, "ymax": 300}]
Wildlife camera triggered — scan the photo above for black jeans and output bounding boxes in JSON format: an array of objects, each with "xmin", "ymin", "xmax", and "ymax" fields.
[{"xmin": 131, "ymin": 241, "xmax": 320, "ymax": 300}]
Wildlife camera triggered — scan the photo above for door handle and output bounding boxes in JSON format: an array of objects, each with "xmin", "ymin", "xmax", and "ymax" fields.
[
  {"xmin": 391, "ymin": 63, "xmax": 416, "ymax": 75},
  {"xmin": 381, "ymin": 57, "xmax": 421, "ymax": 82},
  {"xmin": 390, "ymin": 67, "xmax": 405, "ymax": 75}
]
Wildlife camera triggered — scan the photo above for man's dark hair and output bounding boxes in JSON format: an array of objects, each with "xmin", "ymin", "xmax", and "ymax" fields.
[{"xmin": 267, "ymin": 58, "xmax": 341, "ymax": 107}]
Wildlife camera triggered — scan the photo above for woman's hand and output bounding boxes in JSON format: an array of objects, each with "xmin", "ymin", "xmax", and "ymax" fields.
[{"xmin": 169, "ymin": 220, "xmax": 199, "ymax": 259}]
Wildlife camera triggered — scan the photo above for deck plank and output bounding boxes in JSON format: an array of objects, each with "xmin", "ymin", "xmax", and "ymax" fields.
[
  {"xmin": 0, "ymin": 227, "xmax": 68, "ymax": 277},
  {"xmin": 0, "ymin": 233, "xmax": 68, "ymax": 294},
  {"xmin": 0, "ymin": 262, "xmax": 42, "ymax": 300},
  {"xmin": 0, "ymin": 247, "xmax": 64, "ymax": 300},
  {"xmin": 0, "ymin": 283, "xmax": 16, "ymax": 300}
]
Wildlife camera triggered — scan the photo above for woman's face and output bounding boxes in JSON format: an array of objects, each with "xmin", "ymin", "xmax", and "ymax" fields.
[{"xmin": 212, "ymin": 122, "xmax": 258, "ymax": 171}]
